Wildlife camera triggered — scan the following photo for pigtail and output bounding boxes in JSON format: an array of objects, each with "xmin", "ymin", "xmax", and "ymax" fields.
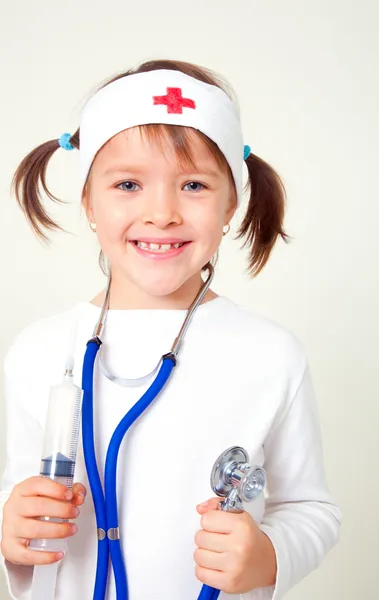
[
  {"xmin": 10, "ymin": 129, "xmax": 79, "ymax": 242},
  {"xmin": 236, "ymin": 153, "xmax": 291, "ymax": 276}
]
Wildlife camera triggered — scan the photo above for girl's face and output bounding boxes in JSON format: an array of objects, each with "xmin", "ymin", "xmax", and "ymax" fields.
[{"xmin": 82, "ymin": 127, "xmax": 236, "ymax": 302}]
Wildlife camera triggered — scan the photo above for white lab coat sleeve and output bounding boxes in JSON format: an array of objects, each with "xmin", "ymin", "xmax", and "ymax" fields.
[
  {"xmin": 0, "ymin": 339, "xmax": 45, "ymax": 600},
  {"xmin": 252, "ymin": 359, "xmax": 342, "ymax": 600}
]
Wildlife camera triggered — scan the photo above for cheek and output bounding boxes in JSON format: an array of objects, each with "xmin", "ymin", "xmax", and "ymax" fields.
[
  {"xmin": 189, "ymin": 190, "xmax": 230, "ymax": 243},
  {"xmin": 95, "ymin": 200, "xmax": 132, "ymax": 241},
  {"xmin": 196, "ymin": 214, "xmax": 223, "ymax": 249}
]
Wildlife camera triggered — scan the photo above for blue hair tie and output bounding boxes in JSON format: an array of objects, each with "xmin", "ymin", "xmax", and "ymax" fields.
[
  {"xmin": 243, "ymin": 145, "xmax": 251, "ymax": 160},
  {"xmin": 58, "ymin": 132, "xmax": 74, "ymax": 151}
]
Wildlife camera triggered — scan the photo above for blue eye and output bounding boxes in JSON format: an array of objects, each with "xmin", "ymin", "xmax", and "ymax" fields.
[
  {"xmin": 116, "ymin": 180, "xmax": 206, "ymax": 193},
  {"xmin": 183, "ymin": 181, "xmax": 206, "ymax": 192},
  {"xmin": 117, "ymin": 181, "xmax": 141, "ymax": 192}
]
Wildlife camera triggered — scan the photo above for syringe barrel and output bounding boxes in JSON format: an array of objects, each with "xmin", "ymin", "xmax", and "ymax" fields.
[
  {"xmin": 29, "ymin": 375, "xmax": 83, "ymax": 553},
  {"xmin": 40, "ymin": 377, "xmax": 83, "ymax": 475}
]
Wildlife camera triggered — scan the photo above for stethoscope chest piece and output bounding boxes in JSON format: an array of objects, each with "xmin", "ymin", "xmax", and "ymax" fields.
[{"xmin": 210, "ymin": 446, "xmax": 266, "ymax": 513}]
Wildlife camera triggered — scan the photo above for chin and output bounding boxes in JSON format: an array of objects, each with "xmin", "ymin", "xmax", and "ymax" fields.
[
  {"xmin": 137, "ymin": 280, "xmax": 185, "ymax": 298},
  {"xmin": 135, "ymin": 268, "xmax": 199, "ymax": 296}
]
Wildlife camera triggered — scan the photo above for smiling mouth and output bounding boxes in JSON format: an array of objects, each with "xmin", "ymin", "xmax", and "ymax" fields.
[{"xmin": 131, "ymin": 240, "xmax": 188, "ymax": 253}]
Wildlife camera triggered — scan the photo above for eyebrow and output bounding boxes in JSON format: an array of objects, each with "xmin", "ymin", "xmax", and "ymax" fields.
[{"xmin": 102, "ymin": 165, "xmax": 222, "ymax": 178}]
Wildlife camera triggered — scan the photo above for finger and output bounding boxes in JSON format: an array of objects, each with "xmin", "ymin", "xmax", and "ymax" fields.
[
  {"xmin": 194, "ymin": 529, "xmax": 230, "ymax": 553},
  {"xmin": 3, "ymin": 540, "xmax": 65, "ymax": 566},
  {"xmin": 15, "ymin": 477, "xmax": 72, "ymax": 501},
  {"xmin": 195, "ymin": 564, "xmax": 227, "ymax": 590},
  {"xmin": 194, "ymin": 547, "xmax": 227, "ymax": 571},
  {"xmin": 196, "ymin": 497, "xmax": 222, "ymax": 514},
  {"xmin": 200, "ymin": 510, "xmax": 237, "ymax": 534},
  {"xmin": 16, "ymin": 518, "xmax": 78, "ymax": 541},
  {"xmin": 18, "ymin": 497, "xmax": 79, "ymax": 520}
]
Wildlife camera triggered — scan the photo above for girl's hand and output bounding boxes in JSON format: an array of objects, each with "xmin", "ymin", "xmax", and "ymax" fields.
[
  {"xmin": 0, "ymin": 477, "xmax": 87, "ymax": 567},
  {"xmin": 194, "ymin": 497, "xmax": 277, "ymax": 594}
]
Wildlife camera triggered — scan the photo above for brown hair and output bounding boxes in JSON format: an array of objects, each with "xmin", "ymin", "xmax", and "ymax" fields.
[{"xmin": 11, "ymin": 58, "xmax": 290, "ymax": 276}]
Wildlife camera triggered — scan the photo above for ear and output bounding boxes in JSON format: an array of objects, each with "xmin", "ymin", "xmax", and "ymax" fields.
[{"xmin": 82, "ymin": 182, "xmax": 95, "ymax": 223}]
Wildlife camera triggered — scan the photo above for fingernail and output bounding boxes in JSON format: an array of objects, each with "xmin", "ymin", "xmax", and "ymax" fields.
[
  {"xmin": 199, "ymin": 501, "xmax": 209, "ymax": 507},
  {"xmin": 57, "ymin": 552, "xmax": 65, "ymax": 560},
  {"xmin": 65, "ymin": 490, "xmax": 73, "ymax": 500}
]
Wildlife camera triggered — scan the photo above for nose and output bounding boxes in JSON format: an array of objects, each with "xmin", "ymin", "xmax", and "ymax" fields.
[{"xmin": 141, "ymin": 182, "xmax": 183, "ymax": 229}]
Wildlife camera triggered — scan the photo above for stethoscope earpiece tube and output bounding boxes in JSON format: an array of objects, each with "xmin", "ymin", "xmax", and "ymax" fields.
[
  {"xmin": 82, "ymin": 339, "xmax": 176, "ymax": 600},
  {"xmin": 104, "ymin": 355, "xmax": 176, "ymax": 599},
  {"xmin": 82, "ymin": 338, "xmax": 110, "ymax": 600}
]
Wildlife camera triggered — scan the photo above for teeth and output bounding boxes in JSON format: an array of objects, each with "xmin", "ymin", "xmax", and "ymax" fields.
[{"xmin": 135, "ymin": 241, "xmax": 184, "ymax": 253}]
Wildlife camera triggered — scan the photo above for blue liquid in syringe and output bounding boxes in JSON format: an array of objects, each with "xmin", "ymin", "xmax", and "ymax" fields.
[{"xmin": 40, "ymin": 452, "xmax": 75, "ymax": 482}]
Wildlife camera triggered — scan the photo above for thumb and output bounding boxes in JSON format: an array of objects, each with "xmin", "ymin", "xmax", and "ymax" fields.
[
  {"xmin": 71, "ymin": 482, "xmax": 87, "ymax": 506},
  {"xmin": 196, "ymin": 496, "xmax": 223, "ymax": 514}
]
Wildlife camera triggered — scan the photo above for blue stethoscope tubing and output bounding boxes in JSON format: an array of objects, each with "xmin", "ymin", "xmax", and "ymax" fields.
[
  {"xmin": 80, "ymin": 264, "xmax": 222, "ymax": 600},
  {"xmin": 199, "ymin": 587, "xmax": 221, "ymax": 600},
  {"xmin": 82, "ymin": 339, "xmax": 176, "ymax": 599},
  {"xmin": 82, "ymin": 342, "xmax": 219, "ymax": 600}
]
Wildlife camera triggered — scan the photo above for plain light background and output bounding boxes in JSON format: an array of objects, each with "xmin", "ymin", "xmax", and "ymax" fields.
[{"xmin": 0, "ymin": 0, "xmax": 378, "ymax": 598}]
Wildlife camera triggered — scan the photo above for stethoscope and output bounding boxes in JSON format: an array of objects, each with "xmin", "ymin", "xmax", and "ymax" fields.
[{"xmin": 81, "ymin": 264, "xmax": 266, "ymax": 600}]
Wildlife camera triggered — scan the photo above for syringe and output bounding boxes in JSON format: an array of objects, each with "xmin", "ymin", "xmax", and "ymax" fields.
[{"xmin": 30, "ymin": 363, "xmax": 83, "ymax": 600}]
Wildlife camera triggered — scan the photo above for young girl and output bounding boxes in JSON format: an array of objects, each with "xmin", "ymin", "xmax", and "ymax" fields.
[{"xmin": 0, "ymin": 59, "xmax": 341, "ymax": 600}]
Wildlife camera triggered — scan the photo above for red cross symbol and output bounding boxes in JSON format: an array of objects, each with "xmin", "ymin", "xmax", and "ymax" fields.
[{"xmin": 153, "ymin": 87, "xmax": 196, "ymax": 114}]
